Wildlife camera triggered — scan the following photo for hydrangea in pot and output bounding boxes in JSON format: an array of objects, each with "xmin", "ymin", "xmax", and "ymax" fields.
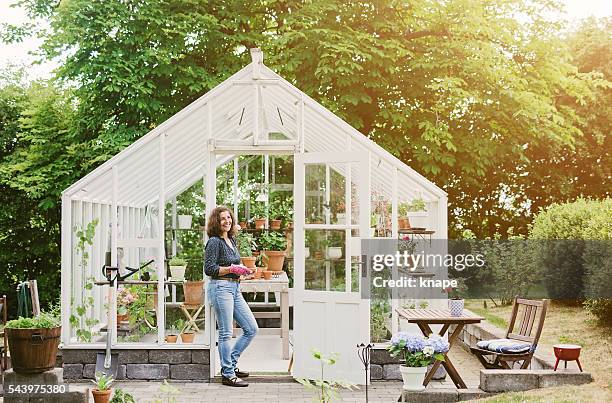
[{"xmin": 387, "ymin": 333, "xmax": 449, "ymax": 391}]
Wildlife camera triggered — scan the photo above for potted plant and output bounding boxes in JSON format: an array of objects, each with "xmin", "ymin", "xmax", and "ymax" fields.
[
  {"xmin": 398, "ymin": 202, "xmax": 411, "ymax": 230},
  {"xmin": 442, "ymin": 279, "xmax": 467, "ymax": 317},
  {"xmin": 236, "ymin": 231, "xmax": 257, "ymax": 268},
  {"xmin": 183, "ymin": 265, "xmax": 203, "ymax": 305},
  {"xmin": 91, "ymin": 372, "xmax": 114, "ymax": 403},
  {"xmin": 251, "ymin": 202, "xmax": 267, "ymax": 229},
  {"xmin": 334, "ymin": 201, "xmax": 346, "ymax": 224},
  {"xmin": 387, "ymin": 333, "xmax": 449, "ymax": 391},
  {"xmin": 325, "ymin": 232, "xmax": 343, "ymax": 260},
  {"xmin": 5, "ymin": 311, "xmax": 61, "ymax": 374},
  {"xmin": 259, "ymin": 231, "xmax": 287, "ymax": 271},
  {"xmin": 270, "ymin": 197, "xmax": 294, "ymax": 229},
  {"xmin": 168, "ymin": 257, "xmax": 187, "ymax": 281},
  {"xmin": 116, "ymin": 287, "xmax": 135, "ymax": 324},
  {"xmin": 165, "ymin": 323, "xmax": 178, "ymax": 343},
  {"xmin": 269, "ymin": 199, "xmax": 283, "ymax": 230},
  {"xmin": 176, "ymin": 319, "xmax": 195, "ymax": 343},
  {"xmin": 405, "ymin": 198, "xmax": 428, "ymax": 228}
]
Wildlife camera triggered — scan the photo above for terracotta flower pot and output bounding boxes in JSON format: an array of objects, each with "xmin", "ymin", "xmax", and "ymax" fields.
[
  {"xmin": 183, "ymin": 281, "xmax": 204, "ymax": 305},
  {"xmin": 263, "ymin": 250, "xmax": 286, "ymax": 271},
  {"xmin": 165, "ymin": 335, "xmax": 178, "ymax": 343},
  {"xmin": 263, "ymin": 270, "xmax": 272, "ymax": 280},
  {"xmin": 270, "ymin": 219, "xmax": 282, "ymax": 230},
  {"xmin": 254, "ymin": 268, "xmax": 263, "ymax": 279},
  {"xmin": 92, "ymin": 388, "xmax": 112, "ymax": 403},
  {"xmin": 398, "ymin": 217, "xmax": 411, "ymax": 230},
  {"xmin": 241, "ymin": 256, "xmax": 256, "ymax": 269},
  {"xmin": 254, "ymin": 218, "xmax": 266, "ymax": 229},
  {"xmin": 181, "ymin": 332, "xmax": 195, "ymax": 343},
  {"xmin": 116, "ymin": 313, "xmax": 129, "ymax": 324}
]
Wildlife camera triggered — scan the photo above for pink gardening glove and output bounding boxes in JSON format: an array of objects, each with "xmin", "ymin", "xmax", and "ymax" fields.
[{"xmin": 229, "ymin": 264, "xmax": 251, "ymax": 276}]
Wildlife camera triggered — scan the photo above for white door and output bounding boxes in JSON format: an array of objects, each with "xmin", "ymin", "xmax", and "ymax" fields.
[{"xmin": 293, "ymin": 151, "xmax": 370, "ymax": 385}]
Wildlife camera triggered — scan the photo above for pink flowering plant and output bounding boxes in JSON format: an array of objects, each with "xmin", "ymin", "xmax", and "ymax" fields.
[
  {"xmin": 117, "ymin": 287, "xmax": 137, "ymax": 315},
  {"xmin": 387, "ymin": 333, "xmax": 449, "ymax": 367}
]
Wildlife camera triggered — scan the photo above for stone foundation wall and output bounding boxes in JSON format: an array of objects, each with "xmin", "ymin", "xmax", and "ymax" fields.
[
  {"xmin": 61, "ymin": 348, "xmax": 210, "ymax": 381},
  {"xmin": 369, "ymin": 347, "xmax": 402, "ymax": 381},
  {"xmin": 370, "ymin": 347, "xmax": 445, "ymax": 382}
]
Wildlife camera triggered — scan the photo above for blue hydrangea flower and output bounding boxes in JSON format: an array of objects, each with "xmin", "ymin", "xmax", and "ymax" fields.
[{"xmin": 426, "ymin": 335, "xmax": 450, "ymax": 353}]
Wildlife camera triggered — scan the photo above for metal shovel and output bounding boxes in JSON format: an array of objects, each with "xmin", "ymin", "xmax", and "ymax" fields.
[{"xmin": 95, "ymin": 265, "xmax": 119, "ymax": 378}]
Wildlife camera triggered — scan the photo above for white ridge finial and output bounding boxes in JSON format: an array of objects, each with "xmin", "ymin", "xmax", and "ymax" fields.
[{"xmin": 250, "ymin": 48, "xmax": 263, "ymax": 64}]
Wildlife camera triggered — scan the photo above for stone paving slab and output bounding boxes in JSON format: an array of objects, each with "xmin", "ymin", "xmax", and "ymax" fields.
[{"xmin": 64, "ymin": 381, "xmax": 404, "ymax": 402}]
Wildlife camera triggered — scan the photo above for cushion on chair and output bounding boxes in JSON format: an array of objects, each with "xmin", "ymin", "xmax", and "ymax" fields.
[{"xmin": 476, "ymin": 338, "xmax": 531, "ymax": 354}]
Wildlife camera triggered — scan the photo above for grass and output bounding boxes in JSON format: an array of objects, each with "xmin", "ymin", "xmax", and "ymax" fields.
[{"xmin": 464, "ymin": 300, "xmax": 612, "ymax": 402}]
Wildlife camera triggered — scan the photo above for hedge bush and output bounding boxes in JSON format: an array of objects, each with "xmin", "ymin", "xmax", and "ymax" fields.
[{"xmin": 530, "ymin": 198, "xmax": 612, "ymax": 323}]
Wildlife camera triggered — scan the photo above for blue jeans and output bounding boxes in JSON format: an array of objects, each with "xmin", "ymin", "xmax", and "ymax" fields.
[{"xmin": 207, "ymin": 280, "xmax": 258, "ymax": 378}]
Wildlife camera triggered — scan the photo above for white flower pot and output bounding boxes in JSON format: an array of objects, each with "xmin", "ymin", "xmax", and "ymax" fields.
[
  {"xmin": 326, "ymin": 246, "xmax": 342, "ymax": 260},
  {"xmin": 336, "ymin": 213, "xmax": 346, "ymax": 224},
  {"xmin": 369, "ymin": 227, "xmax": 376, "ymax": 237},
  {"xmin": 407, "ymin": 211, "xmax": 428, "ymax": 228},
  {"xmin": 449, "ymin": 299, "xmax": 464, "ymax": 317},
  {"xmin": 170, "ymin": 265, "xmax": 186, "ymax": 281},
  {"xmin": 177, "ymin": 215, "xmax": 192, "ymax": 229},
  {"xmin": 304, "ymin": 247, "xmax": 310, "ymax": 259},
  {"xmin": 400, "ymin": 365, "xmax": 427, "ymax": 391}
]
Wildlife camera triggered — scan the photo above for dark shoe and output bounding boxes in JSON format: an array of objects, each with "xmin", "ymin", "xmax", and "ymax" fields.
[
  {"xmin": 235, "ymin": 368, "xmax": 249, "ymax": 378},
  {"xmin": 222, "ymin": 375, "xmax": 249, "ymax": 387}
]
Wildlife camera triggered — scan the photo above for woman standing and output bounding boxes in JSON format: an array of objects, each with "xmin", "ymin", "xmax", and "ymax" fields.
[{"xmin": 205, "ymin": 206, "xmax": 258, "ymax": 387}]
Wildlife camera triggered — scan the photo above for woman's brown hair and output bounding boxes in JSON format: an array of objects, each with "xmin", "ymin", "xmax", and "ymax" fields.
[{"xmin": 206, "ymin": 206, "xmax": 238, "ymax": 238}]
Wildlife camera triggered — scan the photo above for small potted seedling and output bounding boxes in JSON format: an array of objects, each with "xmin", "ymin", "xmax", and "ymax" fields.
[
  {"xmin": 168, "ymin": 257, "xmax": 187, "ymax": 281},
  {"xmin": 165, "ymin": 323, "xmax": 178, "ymax": 343},
  {"xmin": 91, "ymin": 372, "xmax": 114, "ymax": 403},
  {"xmin": 176, "ymin": 319, "xmax": 195, "ymax": 343}
]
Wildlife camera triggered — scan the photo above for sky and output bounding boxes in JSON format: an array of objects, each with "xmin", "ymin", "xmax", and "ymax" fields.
[{"xmin": 1, "ymin": 0, "xmax": 611, "ymax": 81}]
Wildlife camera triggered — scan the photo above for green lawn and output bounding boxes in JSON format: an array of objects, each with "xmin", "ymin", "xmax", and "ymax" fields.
[{"xmin": 464, "ymin": 300, "xmax": 612, "ymax": 402}]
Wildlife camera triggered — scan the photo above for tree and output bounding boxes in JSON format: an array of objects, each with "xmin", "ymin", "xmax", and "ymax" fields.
[
  {"xmin": 0, "ymin": 69, "xmax": 62, "ymax": 315},
  {"xmin": 268, "ymin": 0, "xmax": 600, "ymax": 238}
]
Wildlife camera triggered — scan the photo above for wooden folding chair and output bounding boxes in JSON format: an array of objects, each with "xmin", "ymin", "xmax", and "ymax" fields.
[
  {"xmin": 1, "ymin": 295, "xmax": 7, "ymax": 375},
  {"xmin": 471, "ymin": 297, "xmax": 548, "ymax": 369}
]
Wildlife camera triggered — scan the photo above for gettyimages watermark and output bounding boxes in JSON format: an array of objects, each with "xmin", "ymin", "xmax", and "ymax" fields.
[{"xmin": 359, "ymin": 239, "xmax": 612, "ymax": 300}]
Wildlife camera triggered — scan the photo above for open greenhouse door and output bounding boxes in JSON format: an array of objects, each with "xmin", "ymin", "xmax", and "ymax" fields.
[{"xmin": 293, "ymin": 151, "xmax": 370, "ymax": 385}]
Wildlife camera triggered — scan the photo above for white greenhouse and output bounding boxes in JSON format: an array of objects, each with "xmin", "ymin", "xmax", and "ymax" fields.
[{"xmin": 61, "ymin": 49, "xmax": 447, "ymax": 383}]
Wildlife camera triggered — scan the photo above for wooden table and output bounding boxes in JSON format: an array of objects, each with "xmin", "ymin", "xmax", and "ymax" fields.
[
  {"xmin": 396, "ymin": 308, "xmax": 483, "ymax": 389},
  {"xmin": 239, "ymin": 272, "xmax": 290, "ymax": 359}
]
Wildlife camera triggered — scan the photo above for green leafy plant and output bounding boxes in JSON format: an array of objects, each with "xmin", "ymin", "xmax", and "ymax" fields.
[
  {"xmin": 92, "ymin": 372, "xmax": 114, "ymax": 391},
  {"xmin": 258, "ymin": 231, "xmax": 287, "ymax": 251},
  {"xmin": 370, "ymin": 300, "xmax": 391, "ymax": 342},
  {"xmin": 405, "ymin": 198, "xmax": 427, "ymax": 213},
  {"xmin": 6, "ymin": 311, "xmax": 60, "ymax": 329},
  {"xmin": 168, "ymin": 257, "xmax": 186, "ymax": 266},
  {"xmin": 296, "ymin": 349, "xmax": 357, "ymax": 402},
  {"xmin": 110, "ymin": 388, "xmax": 136, "ymax": 403},
  {"xmin": 184, "ymin": 264, "xmax": 203, "ymax": 282},
  {"xmin": 69, "ymin": 219, "xmax": 100, "ymax": 342},
  {"xmin": 124, "ymin": 285, "xmax": 156, "ymax": 337},
  {"xmin": 153, "ymin": 380, "xmax": 180, "ymax": 403},
  {"xmin": 236, "ymin": 231, "xmax": 256, "ymax": 257}
]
